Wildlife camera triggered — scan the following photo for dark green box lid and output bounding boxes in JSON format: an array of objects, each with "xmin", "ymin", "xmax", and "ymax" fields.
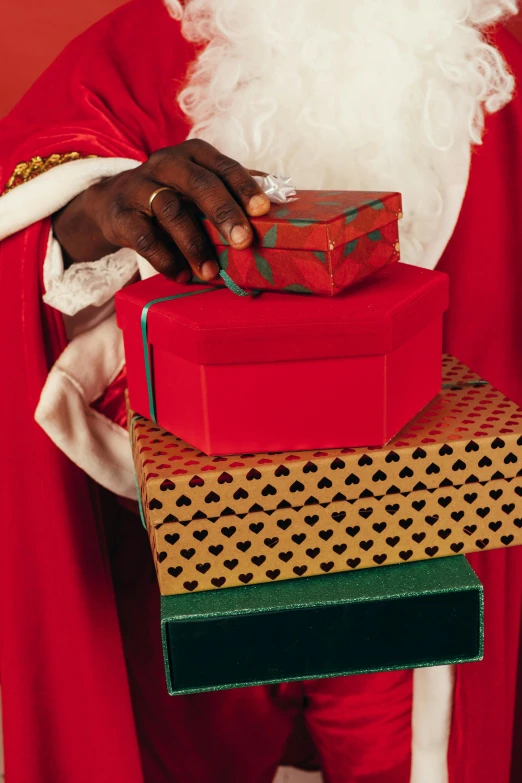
[{"xmin": 161, "ymin": 556, "xmax": 483, "ymax": 695}]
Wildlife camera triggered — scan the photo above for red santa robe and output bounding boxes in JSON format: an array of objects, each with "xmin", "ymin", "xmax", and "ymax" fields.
[{"xmin": 0, "ymin": 1, "xmax": 521, "ymax": 782}]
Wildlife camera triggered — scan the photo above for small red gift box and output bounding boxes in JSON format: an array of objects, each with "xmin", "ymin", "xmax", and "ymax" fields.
[
  {"xmin": 203, "ymin": 190, "xmax": 402, "ymax": 295},
  {"xmin": 116, "ymin": 263, "xmax": 448, "ymax": 455}
]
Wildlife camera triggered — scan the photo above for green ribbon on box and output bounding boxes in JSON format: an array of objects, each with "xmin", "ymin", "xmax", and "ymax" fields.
[
  {"xmin": 140, "ymin": 272, "xmax": 259, "ymax": 424},
  {"xmin": 136, "ymin": 272, "xmax": 260, "ymax": 527},
  {"xmin": 140, "ymin": 287, "xmax": 218, "ymax": 424}
]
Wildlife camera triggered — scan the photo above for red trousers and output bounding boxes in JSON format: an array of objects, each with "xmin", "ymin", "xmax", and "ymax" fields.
[{"xmin": 108, "ymin": 501, "xmax": 413, "ymax": 783}]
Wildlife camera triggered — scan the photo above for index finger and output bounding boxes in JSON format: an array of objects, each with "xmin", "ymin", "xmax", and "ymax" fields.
[{"xmin": 186, "ymin": 140, "xmax": 271, "ymax": 218}]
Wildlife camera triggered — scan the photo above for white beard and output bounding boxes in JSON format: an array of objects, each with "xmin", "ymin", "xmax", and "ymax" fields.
[{"xmin": 165, "ymin": 0, "xmax": 517, "ymax": 267}]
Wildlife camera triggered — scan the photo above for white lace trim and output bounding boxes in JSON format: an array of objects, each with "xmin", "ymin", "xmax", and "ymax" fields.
[{"xmin": 43, "ymin": 239, "xmax": 139, "ymax": 317}]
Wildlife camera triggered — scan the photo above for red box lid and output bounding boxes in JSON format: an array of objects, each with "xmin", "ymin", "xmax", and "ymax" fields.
[
  {"xmin": 115, "ymin": 263, "xmax": 448, "ymax": 366},
  {"xmin": 203, "ymin": 190, "xmax": 402, "ymax": 252}
]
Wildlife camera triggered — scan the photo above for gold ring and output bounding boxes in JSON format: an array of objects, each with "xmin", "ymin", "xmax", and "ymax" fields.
[{"xmin": 148, "ymin": 186, "xmax": 172, "ymax": 214}]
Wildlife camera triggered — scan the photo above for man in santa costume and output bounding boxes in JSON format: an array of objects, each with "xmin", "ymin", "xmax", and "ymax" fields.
[{"xmin": 0, "ymin": 0, "xmax": 521, "ymax": 781}]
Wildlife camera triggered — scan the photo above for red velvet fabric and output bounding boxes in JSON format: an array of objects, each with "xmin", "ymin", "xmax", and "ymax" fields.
[
  {"xmin": 1, "ymin": 1, "xmax": 522, "ymax": 781},
  {"xmin": 0, "ymin": 3, "xmax": 193, "ymax": 781},
  {"xmin": 109, "ymin": 494, "xmax": 412, "ymax": 783},
  {"xmin": 439, "ymin": 30, "xmax": 522, "ymax": 783}
]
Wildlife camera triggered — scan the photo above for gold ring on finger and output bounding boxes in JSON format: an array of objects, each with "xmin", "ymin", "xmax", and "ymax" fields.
[{"xmin": 148, "ymin": 186, "xmax": 173, "ymax": 214}]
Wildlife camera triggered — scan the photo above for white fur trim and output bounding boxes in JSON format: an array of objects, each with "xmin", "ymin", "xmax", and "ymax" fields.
[
  {"xmin": 410, "ymin": 665, "xmax": 455, "ymax": 783},
  {"xmin": 0, "ymin": 157, "xmax": 140, "ymax": 241},
  {"xmin": 34, "ymin": 314, "xmax": 137, "ymax": 499},
  {"xmin": 420, "ymin": 177, "xmax": 469, "ymax": 271}
]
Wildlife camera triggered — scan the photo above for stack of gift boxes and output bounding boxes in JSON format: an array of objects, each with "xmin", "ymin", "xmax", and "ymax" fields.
[{"xmin": 116, "ymin": 191, "xmax": 522, "ymax": 695}]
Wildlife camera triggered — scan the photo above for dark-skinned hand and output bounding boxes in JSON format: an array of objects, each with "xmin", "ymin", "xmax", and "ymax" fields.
[{"xmin": 53, "ymin": 140, "xmax": 271, "ymax": 282}]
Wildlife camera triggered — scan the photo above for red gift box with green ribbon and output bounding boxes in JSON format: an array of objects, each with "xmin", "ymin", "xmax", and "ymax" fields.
[
  {"xmin": 202, "ymin": 190, "xmax": 402, "ymax": 295},
  {"xmin": 115, "ymin": 263, "xmax": 448, "ymax": 456}
]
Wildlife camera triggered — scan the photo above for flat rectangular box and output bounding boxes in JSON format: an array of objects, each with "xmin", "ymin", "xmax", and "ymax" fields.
[
  {"xmin": 117, "ymin": 263, "xmax": 448, "ymax": 455},
  {"xmin": 161, "ymin": 556, "xmax": 483, "ymax": 695},
  {"xmin": 131, "ymin": 356, "xmax": 522, "ymax": 595},
  {"xmin": 203, "ymin": 190, "xmax": 402, "ymax": 296}
]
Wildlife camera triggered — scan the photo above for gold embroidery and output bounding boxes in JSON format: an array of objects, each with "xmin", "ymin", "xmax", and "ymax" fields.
[{"xmin": 2, "ymin": 152, "xmax": 97, "ymax": 195}]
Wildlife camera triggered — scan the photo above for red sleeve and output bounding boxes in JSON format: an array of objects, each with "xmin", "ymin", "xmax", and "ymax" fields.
[
  {"xmin": 0, "ymin": 0, "xmax": 195, "ymax": 188},
  {"xmin": 0, "ymin": 3, "xmax": 194, "ymax": 782},
  {"xmin": 439, "ymin": 29, "xmax": 522, "ymax": 783},
  {"xmin": 440, "ymin": 28, "xmax": 522, "ymax": 407}
]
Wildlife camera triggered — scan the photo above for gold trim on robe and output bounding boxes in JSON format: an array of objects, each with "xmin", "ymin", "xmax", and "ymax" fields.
[{"xmin": 2, "ymin": 153, "xmax": 96, "ymax": 195}]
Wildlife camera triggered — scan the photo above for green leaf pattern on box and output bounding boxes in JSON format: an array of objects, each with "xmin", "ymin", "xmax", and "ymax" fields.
[
  {"xmin": 344, "ymin": 239, "xmax": 359, "ymax": 256},
  {"xmin": 283, "ymin": 284, "xmax": 313, "ymax": 294},
  {"xmin": 254, "ymin": 251, "xmax": 274, "ymax": 284},
  {"xmin": 288, "ymin": 218, "xmax": 316, "ymax": 228},
  {"xmin": 263, "ymin": 225, "xmax": 278, "ymax": 248}
]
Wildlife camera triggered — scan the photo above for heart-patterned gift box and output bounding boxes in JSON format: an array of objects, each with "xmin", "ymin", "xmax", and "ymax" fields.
[
  {"xmin": 130, "ymin": 355, "xmax": 522, "ymax": 596},
  {"xmin": 201, "ymin": 190, "xmax": 402, "ymax": 296}
]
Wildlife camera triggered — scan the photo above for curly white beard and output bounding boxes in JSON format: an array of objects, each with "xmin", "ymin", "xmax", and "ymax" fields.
[{"xmin": 165, "ymin": 0, "xmax": 517, "ymax": 266}]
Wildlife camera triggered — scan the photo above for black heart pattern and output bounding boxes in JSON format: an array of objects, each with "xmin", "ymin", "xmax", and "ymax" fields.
[
  {"xmin": 193, "ymin": 530, "xmax": 208, "ymax": 542},
  {"xmin": 319, "ymin": 529, "xmax": 333, "ymax": 541},
  {"xmin": 451, "ymin": 511, "xmax": 464, "ymax": 522}
]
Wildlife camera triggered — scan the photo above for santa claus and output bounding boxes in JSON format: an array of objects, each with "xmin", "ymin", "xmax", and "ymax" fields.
[{"xmin": 0, "ymin": 0, "xmax": 521, "ymax": 782}]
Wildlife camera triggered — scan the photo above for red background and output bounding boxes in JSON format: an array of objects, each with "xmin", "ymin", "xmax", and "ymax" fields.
[
  {"xmin": 0, "ymin": 0, "xmax": 126, "ymax": 118},
  {"xmin": 0, "ymin": 3, "xmax": 521, "ymax": 119}
]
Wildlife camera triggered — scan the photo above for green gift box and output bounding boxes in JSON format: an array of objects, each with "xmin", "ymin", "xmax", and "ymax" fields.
[{"xmin": 162, "ymin": 556, "xmax": 483, "ymax": 695}]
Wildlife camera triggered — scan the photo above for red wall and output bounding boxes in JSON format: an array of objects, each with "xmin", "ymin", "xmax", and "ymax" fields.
[
  {"xmin": 0, "ymin": 0, "xmax": 126, "ymax": 118},
  {"xmin": 1, "ymin": 3, "xmax": 521, "ymax": 121}
]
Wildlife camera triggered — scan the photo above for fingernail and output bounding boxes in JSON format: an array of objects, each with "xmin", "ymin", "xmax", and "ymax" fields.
[
  {"xmin": 175, "ymin": 269, "xmax": 192, "ymax": 284},
  {"xmin": 201, "ymin": 261, "xmax": 219, "ymax": 280},
  {"xmin": 247, "ymin": 194, "xmax": 270, "ymax": 215},
  {"xmin": 230, "ymin": 224, "xmax": 251, "ymax": 247}
]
